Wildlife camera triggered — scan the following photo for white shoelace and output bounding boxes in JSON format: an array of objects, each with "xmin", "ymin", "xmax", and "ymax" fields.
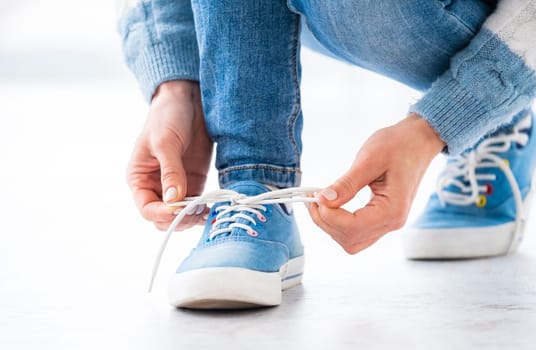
[
  {"xmin": 148, "ymin": 187, "xmax": 321, "ymax": 292},
  {"xmin": 436, "ymin": 116, "xmax": 531, "ymax": 252}
]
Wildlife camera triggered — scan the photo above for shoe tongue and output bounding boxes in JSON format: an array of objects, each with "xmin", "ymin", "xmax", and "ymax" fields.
[{"xmin": 225, "ymin": 181, "xmax": 270, "ymax": 197}]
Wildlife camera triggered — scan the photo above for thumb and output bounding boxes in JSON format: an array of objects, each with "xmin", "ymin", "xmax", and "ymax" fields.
[
  {"xmin": 319, "ymin": 153, "xmax": 382, "ymax": 208},
  {"xmin": 158, "ymin": 147, "xmax": 187, "ymax": 204}
]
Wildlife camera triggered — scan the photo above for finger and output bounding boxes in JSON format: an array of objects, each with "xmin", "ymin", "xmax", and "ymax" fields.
[
  {"xmin": 318, "ymin": 196, "xmax": 407, "ymax": 242},
  {"xmin": 309, "ymin": 202, "xmax": 386, "ymax": 254},
  {"xmin": 156, "ymin": 143, "xmax": 187, "ymax": 204},
  {"xmin": 318, "ymin": 150, "xmax": 385, "ymax": 208},
  {"xmin": 307, "ymin": 203, "xmax": 353, "ymax": 247},
  {"xmin": 195, "ymin": 204, "xmax": 206, "ymax": 215},
  {"xmin": 154, "ymin": 210, "xmax": 208, "ymax": 231},
  {"xmin": 154, "ymin": 221, "xmax": 195, "ymax": 232},
  {"xmin": 138, "ymin": 196, "xmax": 176, "ymax": 222}
]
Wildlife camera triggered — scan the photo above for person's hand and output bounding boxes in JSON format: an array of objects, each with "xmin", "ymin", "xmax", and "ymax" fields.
[
  {"xmin": 127, "ymin": 80, "xmax": 213, "ymax": 231},
  {"xmin": 307, "ymin": 114, "xmax": 445, "ymax": 254}
]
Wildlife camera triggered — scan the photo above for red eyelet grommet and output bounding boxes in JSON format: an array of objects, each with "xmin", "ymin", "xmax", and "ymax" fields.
[
  {"xmin": 247, "ymin": 229, "xmax": 259, "ymax": 237},
  {"xmin": 257, "ymin": 214, "xmax": 267, "ymax": 223},
  {"xmin": 485, "ymin": 183, "xmax": 493, "ymax": 195}
]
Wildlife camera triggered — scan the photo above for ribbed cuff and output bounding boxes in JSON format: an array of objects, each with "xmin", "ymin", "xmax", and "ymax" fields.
[
  {"xmin": 131, "ymin": 39, "xmax": 200, "ymax": 102},
  {"xmin": 410, "ymin": 75, "xmax": 488, "ymax": 155}
]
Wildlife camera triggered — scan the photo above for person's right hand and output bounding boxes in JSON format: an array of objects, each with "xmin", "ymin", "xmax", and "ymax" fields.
[{"xmin": 127, "ymin": 80, "xmax": 213, "ymax": 231}]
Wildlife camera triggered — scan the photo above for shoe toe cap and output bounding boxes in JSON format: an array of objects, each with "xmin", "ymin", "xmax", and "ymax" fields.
[{"xmin": 177, "ymin": 239, "xmax": 291, "ymax": 273}]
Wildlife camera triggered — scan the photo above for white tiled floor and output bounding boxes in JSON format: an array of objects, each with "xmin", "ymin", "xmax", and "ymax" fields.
[{"xmin": 1, "ymin": 2, "xmax": 535, "ymax": 349}]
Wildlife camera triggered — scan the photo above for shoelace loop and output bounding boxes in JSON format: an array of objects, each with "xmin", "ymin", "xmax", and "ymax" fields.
[
  {"xmin": 148, "ymin": 187, "xmax": 321, "ymax": 292},
  {"xmin": 437, "ymin": 115, "xmax": 531, "ymax": 253},
  {"xmin": 209, "ymin": 203, "xmax": 267, "ymax": 239}
]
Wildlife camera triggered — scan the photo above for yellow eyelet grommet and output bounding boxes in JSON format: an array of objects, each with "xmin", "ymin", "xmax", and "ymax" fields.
[
  {"xmin": 503, "ymin": 159, "xmax": 510, "ymax": 167},
  {"xmin": 476, "ymin": 195, "xmax": 487, "ymax": 207}
]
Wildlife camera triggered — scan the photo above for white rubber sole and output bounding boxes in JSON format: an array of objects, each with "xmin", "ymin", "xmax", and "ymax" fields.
[
  {"xmin": 404, "ymin": 191, "xmax": 533, "ymax": 260},
  {"xmin": 168, "ymin": 256, "xmax": 304, "ymax": 309}
]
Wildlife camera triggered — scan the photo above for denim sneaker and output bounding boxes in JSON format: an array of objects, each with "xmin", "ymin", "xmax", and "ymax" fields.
[
  {"xmin": 168, "ymin": 181, "xmax": 305, "ymax": 309},
  {"xmin": 404, "ymin": 111, "xmax": 536, "ymax": 259}
]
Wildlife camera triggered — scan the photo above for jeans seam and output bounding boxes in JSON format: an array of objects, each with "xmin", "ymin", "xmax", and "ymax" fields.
[
  {"xmin": 287, "ymin": 14, "xmax": 302, "ymax": 170},
  {"xmin": 394, "ymin": 3, "xmax": 452, "ymax": 57},
  {"xmin": 442, "ymin": 10, "xmax": 478, "ymax": 36},
  {"xmin": 436, "ymin": 0, "xmax": 479, "ymax": 35},
  {"xmin": 219, "ymin": 164, "xmax": 302, "ymax": 176}
]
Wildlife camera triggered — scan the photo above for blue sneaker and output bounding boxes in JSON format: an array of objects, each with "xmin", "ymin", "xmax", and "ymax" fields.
[
  {"xmin": 404, "ymin": 111, "xmax": 536, "ymax": 259},
  {"xmin": 168, "ymin": 181, "xmax": 305, "ymax": 309}
]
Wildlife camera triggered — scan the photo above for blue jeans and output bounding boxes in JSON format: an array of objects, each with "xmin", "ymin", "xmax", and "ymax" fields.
[{"xmin": 190, "ymin": 0, "xmax": 496, "ymax": 188}]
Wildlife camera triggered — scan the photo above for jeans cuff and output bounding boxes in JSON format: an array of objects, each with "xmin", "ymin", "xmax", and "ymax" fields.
[{"xmin": 218, "ymin": 164, "xmax": 302, "ymax": 188}]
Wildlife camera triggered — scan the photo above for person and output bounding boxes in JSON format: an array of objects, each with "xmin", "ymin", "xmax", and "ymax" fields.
[{"xmin": 118, "ymin": 0, "xmax": 536, "ymax": 308}]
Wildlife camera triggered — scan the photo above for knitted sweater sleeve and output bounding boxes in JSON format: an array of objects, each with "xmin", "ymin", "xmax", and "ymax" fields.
[
  {"xmin": 117, "ymin": 0, "xmax": 199, "ymax": 102},
  {"xmin": 410, "ymin": 0, "xmax": 536, "ymax": 154}
]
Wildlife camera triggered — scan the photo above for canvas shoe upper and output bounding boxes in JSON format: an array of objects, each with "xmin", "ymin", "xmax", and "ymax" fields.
[
  {"xmin": 167, "ymin": 181, "xmax": 305, "ymax": 309},
  {"xmin": 404, "ymin": 112, "xmax": 536, "ymax": 259}
]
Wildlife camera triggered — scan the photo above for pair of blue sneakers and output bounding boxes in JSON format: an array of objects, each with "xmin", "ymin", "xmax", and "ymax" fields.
[{"xmin": 168, "ymin": 112, "xmax": 536, "ymax": 309}]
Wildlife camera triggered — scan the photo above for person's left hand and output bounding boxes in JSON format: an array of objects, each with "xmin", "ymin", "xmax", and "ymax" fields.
[{"xmin": 307, "ymin": 113, "xmax": 445, "ymax": 254}]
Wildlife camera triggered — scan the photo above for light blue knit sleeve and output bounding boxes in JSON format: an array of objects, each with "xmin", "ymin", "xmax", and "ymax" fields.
[
  {"xmin": 410, "ymin": 0, "xmax": 536, "ymax": 154},
  {"xmin": 117, "ymin": 0, "xmax": 199, "ymax": 102}
]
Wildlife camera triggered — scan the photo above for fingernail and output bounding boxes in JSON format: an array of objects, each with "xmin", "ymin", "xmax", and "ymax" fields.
[
  {"xmin": 185, "ymin": 205, "xmax": 197, "ymax": 215},
  {"xmin": 320, "ymin": 188, "xmax": 338, "ymax": 201},
  {"xmin": 195, "ymin": 204, "xmax": 206, "ymax": 215},
  {"xmin": 164, "ymin": 187, "xmax": 178, "ymax": 202},
  {"xmin": 202, "ymin": 214, "xmax": 209, "ymax": 221},
  {"xmin": 304, "ymin": 202, "xmax": 311, "ymax": 209}
]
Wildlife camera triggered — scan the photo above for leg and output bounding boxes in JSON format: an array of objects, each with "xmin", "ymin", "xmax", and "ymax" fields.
[
  {"xmin": 292, "ymin": 0, "xmax": 495, "ymax": 91},
  {"xmin": 191, "ymin": 0, "xmax": 303, "ymax": 188},
  {"xmin": 169, "ymin": 0, "xmax": 306, "ymax": 309}
]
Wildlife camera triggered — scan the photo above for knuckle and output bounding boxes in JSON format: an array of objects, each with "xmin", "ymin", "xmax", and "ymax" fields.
[
  {"xmin": 357, "ymin": 149, "xmax": 374, "ymax": 163},
  {"xmin": 390, "ymin": 207, "xmax": 409, "ymax": 230},
  {"xmin": 389, "ymin": 215, "xmax": 406, "ymax": 231},
  {"xmin": 140, "ymin": 209, "xmax": 154, "ymax": 222},
  {"xmin": 152, "ymin": 134, "xmax": 176, "ymax": 153},
  {"xmin": 160, "ymin": 165, "xmax": 181, "ymax": 181},
  {"xmin": 152, "ymin": 138, "xmax": 169, "ymax": 154},
  {"xmin": 310, "ymin": 211, "xmax": 322, "ymax": 227},
  {"xmin": 154, "ymin": 222, "xmax": 170, "ymax": 231},
  {"xmin": 336, "ymin": 175, "xmax": 356, "ymax": 197},
  {"xmin": 342, "ymin": 242, "xmax": 360, "ymax": 255}
]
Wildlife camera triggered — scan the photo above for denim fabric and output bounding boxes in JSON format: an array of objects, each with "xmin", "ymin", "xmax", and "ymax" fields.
[
  {"xmin": 120, "ymin": 0, "xmax": 536, "ymax": 186},
  {"xmin": 292, "ymin": 0, "xmax": 493, "ymax": 90},
  {"xmin": 190, "ymin": 0, "xmax": 303, "ymax": 188},
  {"xmin": 189, "ymin": 0, "xmax": 497, "ymax": 188}
]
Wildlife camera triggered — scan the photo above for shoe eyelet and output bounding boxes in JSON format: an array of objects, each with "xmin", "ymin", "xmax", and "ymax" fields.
[
  {"xmin": 476, "ymin": 194, "xmax": 487, "ymax": 207},
  {"xmin": 503, "ymin": 159, "xmax": 510, "ymax": 167},
  {"xmin": 257, "ymin": 213, "xmax": 267, "ymax": 223},
  {"xmin": 247, "ymin": 229, "xmax": 259, "ymax": 237},
  {"xmin": 484, "ymin": 183, "xmax": 494, "ymax": 195}
]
